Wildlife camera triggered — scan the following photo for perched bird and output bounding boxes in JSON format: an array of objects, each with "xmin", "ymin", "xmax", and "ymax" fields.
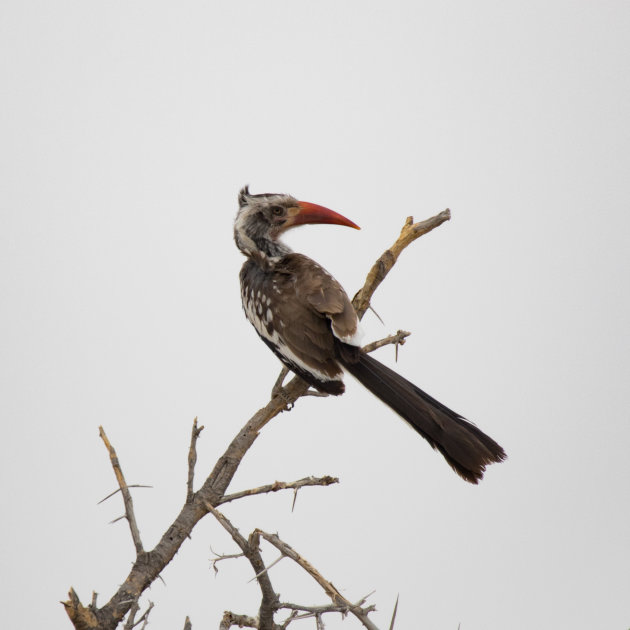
[{"xmin": 234, "ymin": 187, "xmax": 506, "ymax": 483}]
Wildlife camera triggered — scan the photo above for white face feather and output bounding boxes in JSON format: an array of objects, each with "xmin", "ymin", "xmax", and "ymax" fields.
[
  {"xmin": 233, "ymin": 208, "xmax": 258, "ymax": 256},
  {"xmin": 233, "ymin": 194, "xmax": 295, "ymax": 260}
]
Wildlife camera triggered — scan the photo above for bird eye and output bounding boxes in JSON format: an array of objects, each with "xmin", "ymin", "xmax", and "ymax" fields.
[{"xmin": 270, "ymin": 205, "xmax": 285, "ymax": 217}]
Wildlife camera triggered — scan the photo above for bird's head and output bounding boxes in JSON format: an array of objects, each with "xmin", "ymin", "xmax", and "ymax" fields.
[{"xmin": 234, "ymin": 186, "xmax": 359, "ymax": 258}]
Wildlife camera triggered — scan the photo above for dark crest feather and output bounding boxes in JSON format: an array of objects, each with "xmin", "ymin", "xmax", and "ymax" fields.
[{"xmin": 239, "ymin": 186, "xmax": 251, "ymax": 207}]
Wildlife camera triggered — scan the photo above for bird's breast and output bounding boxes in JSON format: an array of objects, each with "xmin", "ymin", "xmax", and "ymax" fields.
[{"xmin": 239, "ymin": 262, "xmax": 283, "ymax": 343}]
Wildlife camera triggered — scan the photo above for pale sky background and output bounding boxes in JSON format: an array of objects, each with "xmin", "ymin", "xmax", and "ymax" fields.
[{"xmin": 1, "ymin": 2, "xmax": 629, "ymax": 629}]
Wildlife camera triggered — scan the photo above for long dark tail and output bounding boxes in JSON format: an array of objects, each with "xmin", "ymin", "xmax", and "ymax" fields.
[{"xmin": 338, "ymin": 349, "xmax": 506, "ymax": 483}]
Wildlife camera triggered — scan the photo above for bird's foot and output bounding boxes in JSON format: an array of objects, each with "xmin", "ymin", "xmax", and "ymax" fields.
[
  {"xmin": 271, "ymin": 367, "xmax": 290, "ymax": 399},
  {"xmin": 271, "ymin": 367, "xmax": 297, "ymax": 410}
]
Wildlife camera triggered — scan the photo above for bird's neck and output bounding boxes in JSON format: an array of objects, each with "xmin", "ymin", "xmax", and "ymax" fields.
[{"xmin": 234, "ymin": 229, "xmax": 292, "ymax": 265}]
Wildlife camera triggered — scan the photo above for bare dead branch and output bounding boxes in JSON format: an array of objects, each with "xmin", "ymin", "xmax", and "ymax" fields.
[
  {"xmin": 361, "ymin": 330, "xmax": 411, "ymax": 355},
  {"xmin": 123, "ymin": 600, "xmax": 139, "ymax": 630},
  {"xmin": 187, "ymin": 417, "xmax": 204, "ymax": 502},
  {"xmin": 205, "ymin": 504, "xmax": 278, "ymax": 630},
  {"xmin": 124, "ymin": 600, "xmax": 154, "ymax": 630},
  {"xmin": 353, "ymin": 210, "xmax": 451, "ymax": 320},
  {"xmin": 218, "ymin": 476, "xmax": 339, "ymax": 506},
  {"xmin": 255, "ymin": 531, "xmax": 340, "ymax": 604},
  {"xmin": 279, "ymin": 610, "xmax": 299, "ymax": 629},
  {"xmin": 65, "ymin": 211, "xmax": 449, "ymax": 630},
  {"xmin": 219, "ymin": 612, "xmax": 259, "ymax": 630},
  {"xmin": 279, "ymin": 601, "xmax": 376, "ymax": 617},
  {"xmin": 67, "ymin": 378, "xmax": 310, "ymax": 629},
  {"xmin": 62, "ymin": 588, "xmax": 99, "ymax": 630},
  {"xmin": 255, "ymin": 531, "xmax": 380, "ymax": 630},
  {"xmin": 210, "ymin": 546, "xmax": 246, "ymax": 576},
  {"xmin": 138, "ymin": 603, "xmax": 154, "ymax": 630},
  {"xmin": 98, "ymin": 426, "xmax": 144, "ymax": 555}
]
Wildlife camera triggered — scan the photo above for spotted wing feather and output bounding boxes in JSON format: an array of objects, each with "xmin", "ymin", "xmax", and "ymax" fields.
[{"xmin": 240, "ymin": 255, "xmax": 346, "ymax": 393}]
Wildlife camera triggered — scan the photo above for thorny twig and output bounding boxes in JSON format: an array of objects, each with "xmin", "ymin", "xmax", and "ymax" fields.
[
  {"xmin": 98, "ymin": 426, "xmax": 144, "ymax": 555},
  {"xmin": 210, "ymin": 546, "xmax": 246, "ymax": 576},
  {"xmin": 279, "ymin": 600, "xmax": 377, "ymax": 623},
  {"xmin": 205, "ymin": 504, "xmax": 278, "ymax": 629},
  {"xmin": 256, "ymin": 530, "xmax": 380, "ymax": 630},
  {"xmin": 122, "ymin": 596, "xmax": 154, "ymax": 630},
  {"xmin": 352, "ymin": 210, "xmax": 451, "ymax": 320},
  {"xmin": 123, "ymin": 600, "xmax": 139, "ymax": 630},
  {"xmin": 361, "ymin": 330, "xmax": 411, "ymax": 356},
  {"xmin": 187, "ymin": 417, "xmax": 204, "ymax": 502},
  {"xmin": 218, "ymin": 476, "xmax": 339, "ymax": 506}
]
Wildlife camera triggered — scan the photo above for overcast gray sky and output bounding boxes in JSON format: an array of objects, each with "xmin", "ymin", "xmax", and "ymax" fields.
[{"xmin": 2, "ymin": 2, "xmax": 629, "ymax": 629}]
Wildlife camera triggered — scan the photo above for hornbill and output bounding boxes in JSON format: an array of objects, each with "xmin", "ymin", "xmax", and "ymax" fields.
[{"xmin": 234, "ymin": 187, "xmax": 506, "ymax": 483}]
